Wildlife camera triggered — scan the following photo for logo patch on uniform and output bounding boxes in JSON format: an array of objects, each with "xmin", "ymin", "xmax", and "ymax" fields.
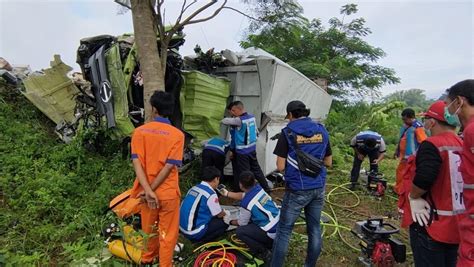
[
  {"xmin": 189, "ymin": 190, "xmax": 198, "ymax": 197},
  {"xmin": 259, "ymin": 195, "xmax": 270, "ymax": 205},
  {"xmin": 214, "ymin": 197, "xmax": 219, "ymax": 203},
  {"xmin": 297, "ymin": 134, "xmax": 323, "ymax": 144}
]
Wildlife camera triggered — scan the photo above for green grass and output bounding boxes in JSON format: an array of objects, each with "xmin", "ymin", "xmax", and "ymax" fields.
[{"xmin": 0, "ymin": 86, "xmax": 135, "ymax": 265}]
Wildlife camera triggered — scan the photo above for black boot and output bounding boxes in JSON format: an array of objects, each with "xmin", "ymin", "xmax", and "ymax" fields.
[{"xmin": 349, "ymin": 183, "xmax": 357, "ymax": 191}]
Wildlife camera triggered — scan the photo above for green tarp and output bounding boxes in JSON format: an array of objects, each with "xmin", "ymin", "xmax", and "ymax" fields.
[{"xmin": 181, "ymin": 71, "xmax": 230, "ymax": 147}]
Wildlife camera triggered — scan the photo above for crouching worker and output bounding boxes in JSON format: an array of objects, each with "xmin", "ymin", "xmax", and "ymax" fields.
[
  {"xmin": 218, "ymin": 171, "xmax": 280, "ymax": 262},
  {"xmin": 201, "ymin": 137, "xmax": 231, "ymax": 177},
  {"xmin": 179, "ymin": 166, "xmax": 230, "ymax": 243}
]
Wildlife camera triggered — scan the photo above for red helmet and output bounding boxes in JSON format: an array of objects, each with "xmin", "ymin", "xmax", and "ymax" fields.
[{"xmin": 423, "ymin": 100, "xmax": 446, "ymax": 122}]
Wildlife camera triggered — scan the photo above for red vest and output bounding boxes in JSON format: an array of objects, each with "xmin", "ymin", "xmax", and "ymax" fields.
[{"xmin": 398, "ymin": 132, "xmax": 464, "ymax": 244}]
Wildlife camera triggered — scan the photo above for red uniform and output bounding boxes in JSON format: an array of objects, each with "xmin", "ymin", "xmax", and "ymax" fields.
[
  {"xmin": 131, "ymin": 117, "xmax": 184, "ymax": 266},
  {"xmin": 458, "ymin": 117, "xmax": 474, "ymax": 266},
  {"xmin": 398, "ymin": 132, "xmax": 464, "ymax": 244}
]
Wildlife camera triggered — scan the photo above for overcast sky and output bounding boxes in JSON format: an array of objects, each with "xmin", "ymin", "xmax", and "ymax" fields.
[{"xmin": 0, "ymin": 0, "xmax": 472, "ymax": 99}]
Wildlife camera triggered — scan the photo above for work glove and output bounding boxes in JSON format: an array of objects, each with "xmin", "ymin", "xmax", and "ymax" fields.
[
  {"xmin": 223, "ymin": 210, "xmax": 232, "ymax": 225},
  {"xmin": 217, "ymin": 184, "xmax": 229, "ymax": 197},
  {"xmin": 409, "ymin": 195, "xmax": 431, "ymax": 227}
]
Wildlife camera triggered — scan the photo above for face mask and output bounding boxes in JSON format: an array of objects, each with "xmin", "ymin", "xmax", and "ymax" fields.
[
  {"xmin": 423, "ymin": 119, "xmax": 433, "ymax": 136},
  {"xmin": 444, "ymin": 100, "xmax": 462, "ymax": 127}
]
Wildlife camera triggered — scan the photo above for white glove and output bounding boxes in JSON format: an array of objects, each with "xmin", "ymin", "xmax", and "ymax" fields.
[
  {"xmin": 223, "ymin": 210, "xmax": 232, "ymax": 225},
  {"xmin": 409, "ymin": 195, "xmax": 431, "ymax": 227},
  {"xmin": 217, "ymin": 185, "xmax": 229, "ymax": 197}
]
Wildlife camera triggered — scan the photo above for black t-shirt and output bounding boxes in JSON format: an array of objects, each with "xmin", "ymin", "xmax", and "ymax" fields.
[
  {"xmin": 273, "ymin": 130, "xmax": 332, "ymax": 158},
  {"xmin": 413, "ymin": 141, "xmax": 442, "ymax": 191}
]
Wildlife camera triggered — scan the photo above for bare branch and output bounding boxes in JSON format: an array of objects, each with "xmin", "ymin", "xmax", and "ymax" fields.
[
  {"xmin": 162, "ymin": 7, "xmax": 166, "ymax": 30},
  {"xmin": 173, "ymin": 0, "xmax": 221, "ymax": 31},
  {"xmin": 156, "ymin": 1, "xmax": 164, "ymax": 35},
  {"xmin": 182, "ymin": 0, "xmax": 198, "ymax": 14},
  {"xmin": 175, "ymin": 0, "xmax": 186, "ymax": 25},
  {"xmin": 222, "ymin": 6, "xmax": 261, "ymax": 21},
  {"xmin": 183, "ymin": 0, "xmax": 228, "ymax": 26}
]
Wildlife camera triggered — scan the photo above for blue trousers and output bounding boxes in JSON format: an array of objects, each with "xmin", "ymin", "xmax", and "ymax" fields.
[{"xmin": 270, "ymin": 187, "xmax": 325, "ymax": 267}]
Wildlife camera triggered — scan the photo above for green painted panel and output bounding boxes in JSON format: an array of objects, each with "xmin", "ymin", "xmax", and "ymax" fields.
[
  {"xmin": 22, "ymin": 55, "xmax": 79, "ymax": 125},
  {"xmin": 105, "ymin": 44, "xmax": 135, "ymax": 137},
  {"xmin": 181, "ymin": 71, "xmax": 230, "ymax": 147}
]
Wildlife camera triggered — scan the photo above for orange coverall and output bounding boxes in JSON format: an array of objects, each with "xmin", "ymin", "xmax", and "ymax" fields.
[{"xmin": 130, "ymin": 117, "xmax": 184, "ymax": 266}]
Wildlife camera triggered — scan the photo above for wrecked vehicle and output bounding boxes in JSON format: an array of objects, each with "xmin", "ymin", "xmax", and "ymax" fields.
[{"xmin": 16, "ymin": 32, "xmax": 332, "ymax": 173}]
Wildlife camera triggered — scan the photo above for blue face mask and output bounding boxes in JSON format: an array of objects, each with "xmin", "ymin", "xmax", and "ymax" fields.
[{"xmin": 444, "ymin": 100, "xmax": 461, "ymax": 127}]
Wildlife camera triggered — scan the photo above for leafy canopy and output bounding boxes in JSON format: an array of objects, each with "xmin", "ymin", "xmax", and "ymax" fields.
[
  {"xmin": 383, "ymin": 88, "xmax": 434, "ymax": 110},
  {"xmin": 240, "ymin": 2, "xmax": 400, "ymax": 98}
]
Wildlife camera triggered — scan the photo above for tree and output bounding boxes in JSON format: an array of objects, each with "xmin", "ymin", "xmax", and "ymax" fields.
[
  {"xmin": 240, "ymin": 3, "xmax": 400, "ymax": 98},
  {"xmin": 383, "ymin": 88, "xmax": 433, "ymax": 109},
  {"xmin": 117, "ymin": 0, "xmax": 231, "ymax": 121}
]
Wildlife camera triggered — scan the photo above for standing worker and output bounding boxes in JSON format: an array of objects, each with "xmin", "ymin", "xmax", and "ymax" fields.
[
  {"xmin": 407, "ymin": 101, "xmax": 464, "ymax": 266},
  {"xmin": 130, "ymin": 91, "xmax": 184, "ymax": 266},
  {"xmin": 394, "ymin": 108, "xmax": 427, "ymax": 194},
  {"xmin": 270, "ymin": 100, "xmax": 332, "ymax": 267},
  {"xmin": 221, "ymin": 101, "xmax": 270, "ymax": 192},
  {"xmin": 218, "ymin": 171, "xmax": 280, "ymax": 263},
  {"xmin": 201, "ymin": 137, "xmax": 230, "ymax": 177},
  {"xmin": 349, "ymin": 130, "xmax": 386, "ymax": 190},
  {"xmin": 443, "ymin": 79, "xmax": 474, "ymax": 266}
]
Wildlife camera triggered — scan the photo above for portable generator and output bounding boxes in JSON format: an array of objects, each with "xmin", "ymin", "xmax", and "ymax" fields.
[
  {"xmin": 366, "ymin": 171, "xmax": 387, "ymax": 197},
  {"xmin": 351, "ymin": 218, "xmax": 406, "ymax": 267}
]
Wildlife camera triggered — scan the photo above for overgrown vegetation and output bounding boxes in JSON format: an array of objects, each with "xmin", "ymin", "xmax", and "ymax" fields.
[{"xmin": 0, "ymin": 84, "xmax": 134, "ymax": 265}]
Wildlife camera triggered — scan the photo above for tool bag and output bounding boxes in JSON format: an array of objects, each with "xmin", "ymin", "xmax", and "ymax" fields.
[
  {"xmin": 109, "ymin": 189, "xmax": 141, "ymax": 219},
  {"xmin": 287, "ymin": 129, "xmax": 325, "ymax": 178}
]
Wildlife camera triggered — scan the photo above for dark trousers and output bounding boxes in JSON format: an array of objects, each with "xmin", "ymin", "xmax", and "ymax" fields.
[
  {"xmin": 194, "ymin": 218, "xmax": 228, "ymax": 244},
  {"xmin": 350, "ymin": 148, "xmax": 379, "ymax": 184},
  {"xmin": 232, "ymin": 151, "xmax": 269, "ymax": 192},
  {"xmin": 236, "ymin": 223, "xmax": 273, "ymax": 255},
  {"xmin": 201, "ymin": 149, "xmax": 225, "ymax": 176},
  {"xmin": 409, "ymin": 224, "xmax": 458, "ymax": 267}
]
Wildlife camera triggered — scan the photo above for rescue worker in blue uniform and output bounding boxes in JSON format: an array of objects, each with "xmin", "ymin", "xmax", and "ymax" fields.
[
  {"xmin": 179, "ymin": 166, "xmax": 229, "ymax": 243},
  {"xmin": 221, "ymin": 101, "xmax": 270, "ymax": 192},
  {"xmin": 201, "ymin": 137, "xmax": 230, "ymax": 177},
  {"xmin": 271, "ymin": 100, "xmax": 333, "ymax": 267},
  {"xmin": 349, "ymin": 130, "xmax": 386, "ymax": 190},
  {"xmin": 218, "ymin": 171, "xmax": 280, "ymax": 263}
]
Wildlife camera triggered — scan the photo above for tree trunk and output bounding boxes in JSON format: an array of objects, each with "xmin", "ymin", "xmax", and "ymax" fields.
[{"xmin": 131, "ymin": 0, "xmax": 165, "ymax": 122}]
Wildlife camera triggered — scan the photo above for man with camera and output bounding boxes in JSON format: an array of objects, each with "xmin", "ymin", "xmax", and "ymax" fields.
[{"xmin": 270, "ymin": 100, "xmax": 332, "ymax": 267}]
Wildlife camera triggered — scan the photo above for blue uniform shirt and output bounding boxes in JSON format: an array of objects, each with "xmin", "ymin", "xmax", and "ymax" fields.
[
  {"xmin": 179, "ymin": 182, "xmax": 222, "ymax": 240},
  {"xmin": 204, "ymin": 137, "xmax": 230, "ymax": 155},
  {"xmin": 240, "ymin": 184, "xmax": 280, "ymax": 238},
  {"xmin": 279, "ymin": 117, "xmax": 330, "ymax": 190},
  {"xmin": 230, "ymin": 113, "xmax": 258, "ymax": 154}
]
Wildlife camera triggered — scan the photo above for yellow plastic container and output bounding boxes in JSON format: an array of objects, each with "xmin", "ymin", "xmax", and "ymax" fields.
[
  {"xmin": 108, "ymin": 239, "xmax": 142, "ymax": 264},
  {"xmin": 123, "ymin": 225, "xmax": 144, "ymax": 250}
]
